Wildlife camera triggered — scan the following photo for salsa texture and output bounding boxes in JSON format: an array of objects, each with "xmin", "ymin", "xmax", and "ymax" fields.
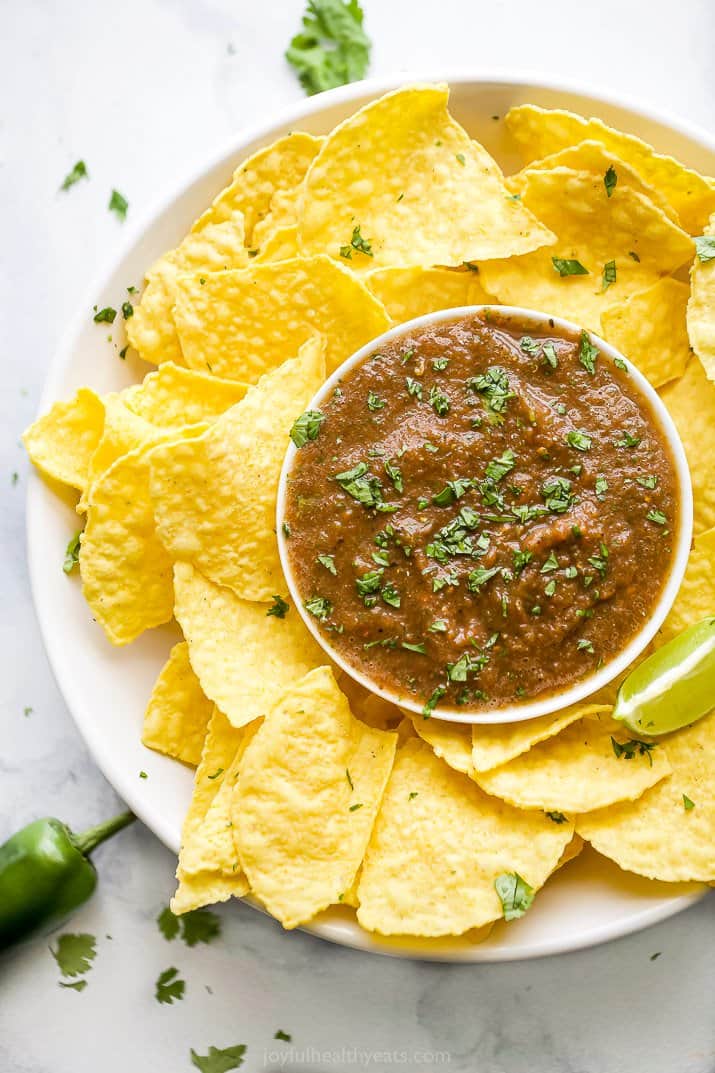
[{"xmin": 284, "ymin": 310, "xmax": 679, "ymax": 716}]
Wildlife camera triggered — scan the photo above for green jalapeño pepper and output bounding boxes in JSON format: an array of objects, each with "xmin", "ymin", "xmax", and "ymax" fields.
[{"xmin": 0, "ymin": 810, "xmax": 134, "ymax": 950}]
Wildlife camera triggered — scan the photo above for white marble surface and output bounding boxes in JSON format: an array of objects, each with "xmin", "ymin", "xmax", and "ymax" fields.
[{"xmin": 1, "ymin": 1, "xmax": 714, "ymax": 1070}]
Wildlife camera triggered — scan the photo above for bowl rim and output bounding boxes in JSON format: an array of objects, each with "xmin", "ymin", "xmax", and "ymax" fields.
[
  {"xmin": 25, "ymin": 72, "xmax": 711, "ymax": 960},
  {"xmin": 277, "ymin": 306, "xmax": 694, "ymax": 725}
]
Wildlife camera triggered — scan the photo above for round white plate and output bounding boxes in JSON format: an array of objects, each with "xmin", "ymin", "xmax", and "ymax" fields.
[{"xmin": 27, "ymin": 74, "xmax": 712, "ymax": 961}]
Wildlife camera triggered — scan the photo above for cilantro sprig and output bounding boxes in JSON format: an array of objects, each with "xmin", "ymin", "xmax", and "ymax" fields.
[{"xmin": 286, "ymin": 0, "xmax": 371, "ymax": 96}]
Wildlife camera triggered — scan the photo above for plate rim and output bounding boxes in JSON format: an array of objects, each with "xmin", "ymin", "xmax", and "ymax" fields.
[{"xmin": 26, "ymin": 70, "xmax": 712, "ymax": 961}]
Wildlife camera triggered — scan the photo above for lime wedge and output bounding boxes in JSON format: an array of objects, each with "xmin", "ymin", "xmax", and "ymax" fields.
[{"xmin": 614, "ymin": 617, "xmax": 715, "ymax": 736}]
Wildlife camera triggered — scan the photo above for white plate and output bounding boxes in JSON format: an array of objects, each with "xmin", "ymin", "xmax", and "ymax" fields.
[{"xmin": 27, "ymin": 74, "xmax": 712, "ymax": 961}]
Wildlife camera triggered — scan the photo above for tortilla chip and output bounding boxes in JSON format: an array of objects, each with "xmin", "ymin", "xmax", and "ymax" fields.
[
  {"xmin": 473, "ymin": 715, "xmax": 671, "ymax": 812},
  {"xmin": 471, "ymin": 703, "xmax": 611, "ymax": 773},
  {"xmin": 687, "ymin": 213, "xmax": 715, "ymax": 381},
  {"xmin": 554, "ymin": 834, "xmax": 584, "ymax": 872},
  {"xmin": 123, "ymin": 362, "xmax": 248, "ymax": 426},
  {"xmin": 141, "ymin": 641, "xmax": 214, "ymax": 765},
  {"xmin": 150, "ymin": 336, "xmax": 325, "ymax": 601},
  {"xmin": 410, "ymin": 718, "xmax": 473, "ymax": 774},
  {"xmin": 599, "ymin": 278, "xmax": 691, "ymax": 388},
  {"xmin": 79, "ymin": 394, "xmax": 163, "ymax": 511},
  {"xmin": 233, "ymin": 666, "xmax": 397, "ymax": 928},
  {"xmin": 173, "ymin": 255, "xmax": 391, "ymax": 383},
  {"xmin": 576, "ymin": 712, "xmax": 715, "ymax": 881},
  {"xmin": 508, "ymin": 140, "xmax": 678, "ymax": 221},
  {"xmin": 659, "ymin": 527, "xmax": 715, "ymax": 645},
  {"xmin": 297, "ymin": 84, "xmax": 554, "ymax": 270},
  {"xmin": 80, "ymin": 426, "xmax": 206, "ymax": 645},
  {"xmin": 172, "ymin": 562, "xmax": 323, "ymax": 728},
  {"xmin": 480, "ymin": 168, "xmax": 694, "ymax": 332},
  {"xmin": 201, "ymin": 132, "xmax": 323, "ymax": 244},
  {"xmin": 356, "ymin": 738, "xmax": 573, "ymax": 936},
  {"xmin": 127, "ymin": 213, "xmax": 249, "ymax": 366},
  {"xmin": 171, "ymin": 707, "xmax": 251, "ymax": 913},
  {"xmin": 253, "ymin": 224, "xmax": 299, "ymax": 263},
  {"xmin": 505, "ymin": 104, "xmax": 715, "ymax": 234},
  {"xmin": 365, "ymin": 267, "xmax": 492, "ymax": 323},
  {"xmin": 23, "ymin": 388, "xmax": 104, "ymax": 493},
  {"xmin": 660, "ymin": 357, "xmax": 715, "ymax": 534}
]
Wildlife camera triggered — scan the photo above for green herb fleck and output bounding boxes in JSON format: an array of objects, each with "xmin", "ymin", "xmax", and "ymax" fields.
[
  {"xmin": 266, "ymin": 595, "xmax": 289, "ymax": 619},
  {"xmin": 108, "ymin": 189, "xmax": 129, "ymax": 220},
  {"xmin": 305, "ymin": 596, "xmax": 332, "ymax": 621},
  {"xmin": 494, "ymin": 872, "xmax": 534, "ymax": 920},
  {"xmin": 604, "ymin": 165, "xmax": 617, "ymax": 197},
  {"xmin": 63, "ymin": 531, "xmax": 82, "ymax": 574},
  {"xmin": 156, "ymin": 967, "xmax": 185, "ymax": 1005},
  {"xmin": 552, "ymin": 257, "xmax": 588, "ymax": 277},
  {"xmin": 290, "ymin": 409, "xmax": 325, "ymax": 447},
  {"xmin": 578, "ymin": 330, "xmax": 598, "ymax": 374}
]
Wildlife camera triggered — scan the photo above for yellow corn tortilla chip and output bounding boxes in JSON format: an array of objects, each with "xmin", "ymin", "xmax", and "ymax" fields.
[
  {"xmin": 172, "ymin": 562, "xmax": 323, "ymax": 728},
  {"xmin": 659, "ymin": 527, "xmax": 715, "ymax": 645},
  {"xmin": 687, "ymin": 213, "xmax": 715, "ymax": 381},
  {"xmin": 480, "ymin": 168, "xmax": 694, "ymax": 332},
  {"xmin": 554, "ymin": 834, "xmax": 584, "ymax": 872},
  {"xmin": 505, "ymin": 104, "xmax": 715, "ymax": 234},
  {"xmin": 150, "ymin": 336, "xmax": 324, "ymax": 601},
  {"xmin": 233, "ymin": 666, "xmax": 397, "ymax": 929},
  {"xmin": 127, "ymin": 213, "xmax": 249, "ymax": 366},
  {"xmin": 473, "ymin": 716, "xmax": 671, "ymax": 812},
  {"xmin": 23, "ymin": 388, "xmax": 104, "ymax": 493},
  {"xmin": 507, "ymin": 140, "xmax": 678, "ymax": 222},
  {"xmin": 141, "ymin": 641, "xmax": 214, "ymax": 766},
  {"xmin": 576, "ymin": 712, "xmax": 715, "ymax": 881},
  {"xmin": 410, "ymin": 718, "xmax": 472, "ymax": 774},
  {"xmin": 171, "ymin": 707, "xmax": 251, "ymax": 913},
  {"xmin": 297, "ymin": 84, "xmax": 555, "ymax": 270},
  {"xmin": 123, "ymin": 362, "xmax": 248, "ymax": 426},
  {"xmin": 80, "ymin": 426, "xmax": 206, "ymax": 645},
  {"xmin": 600, "ymin": 278, "xmax": 691, "ymax": 388},
  {"xmin": 202, "ymin": 132, "xmax": 323, "ymax": 244},
  {"xmin": 79, "ymin": 394, "xmax": 163, "ymax": 511},
  {"xmin": 365, "ymin": 267, "xmax": 492, "ymax": 323},
  {"xmin": 253, "ymin": 224, "xmax": 299, "ymax": 263},
  {"xmin": 356, "ymin": 738, "xmax": 574, "ymax": 937},
  {"xmin": 471, "ymin": 703, "xmax": 611, "ymax": 773},
  {"xmin": 173, "ymin": 255, "xmax": 391, "ymax": 383},
  {"xmin": 660, "ymin": 357, "xmax": 715, "ymax": 534}
]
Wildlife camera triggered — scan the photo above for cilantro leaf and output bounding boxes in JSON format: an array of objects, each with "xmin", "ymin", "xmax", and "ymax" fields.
[
  {"xmin": 695, "ymin": 235, "xmax": 715, "ymax": 263},
  {"xmin": 683, "ymin": 794, "xmax": 695, "ymax": 811},
  {"xmin": 317, "ymin": 552, "xmax": 337, "ymax": 574},
  {"xmin": 340, "ymin": 223, "xmax": 373, "ymax": 259},
  {"xmin": 275, "ymin": 1030, "xmax": 292, "ymax": 1042},
  {"xmin": 180, "ymin": 907, "xmax": 221, "ymax": 947},
  {"xmin": 305, "ymin": 595, "xmax": 333, "ymax": 621},
  {"xmin": 494, "ymin": 872, "xmax": 534, "ymax": 920},
  {"xmin": 93, "ymin": 306, "xmax": 117, "ymax": 324},
  {"xmin": 578, "ymin": 330, "xmax": 598, "ymax": 374},
  {"xmin": 63, "ymin": 531, "xmax": 82, "ymax": 574},
  {"xmin": 157, "ymin": 906, "xmax": 180, "ymax": 941},
  {"xmin": 611, "ymin": 736, "xmax": 656, "ymax": 766},
  {"xmin": 286, "ymin": 0, "xmax": 370, "ymax": 96},
  {"xmin": 155, "ymin": 966, "xmax": 185, "ymax": 1004},
  {"xmin": 266, "ymin": 595, "xmax": 289, "ymax": 618},
  {"xmin": 190, "ymin": 1044, "xmax": 247, "ymax": 1073},
  {"xmin": 290, "ymin": 409, "xmax": 325, "ymax": 448},
  {"xmin": 51, "ymin": 933, "xmax": 97, "ymax": 978},
  {"xmin": 604, "ymin": 165, "xmax": 617, "ymax": 197},
  {"xmin": 552, "ymin": 257, "xmax": 588, "ymax": 276},
  {"xmin": 108, "ymin": 189, "xmax": 129, "ymax": 221},
  {"xmin": 60, "ymin": 979, "xmax": 88, "ymax": 992},
  {"xmin": 565, "ymin": 429, "xmax": 592, "ymax": 451},
  {"xmin": 60, "ymin": 160, "xmax": 88, "ymax": 191},
  {"xmin": 601, "ymin": 259, "xmax": 617, "ymax": 291}
]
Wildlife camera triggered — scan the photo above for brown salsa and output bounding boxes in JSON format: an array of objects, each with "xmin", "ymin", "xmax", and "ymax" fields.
[{"xmin": 284, "ymin": 310, "xmax": 679, "ymax": 715}]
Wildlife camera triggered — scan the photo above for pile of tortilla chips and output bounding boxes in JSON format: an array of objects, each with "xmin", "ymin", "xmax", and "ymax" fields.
[{"xmin": 24, "ymin": 84, "xmax": 715, "ymax": 942}]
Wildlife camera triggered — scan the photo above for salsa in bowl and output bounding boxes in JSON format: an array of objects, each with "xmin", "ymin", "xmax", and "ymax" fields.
[{"xmin": 278, "ymin": 307, "xmax": 693, "ymax": 724}]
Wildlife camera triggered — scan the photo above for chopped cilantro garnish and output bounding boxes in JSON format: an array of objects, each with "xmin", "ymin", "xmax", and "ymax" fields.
[
  {"xmin": 695, "ymin": 235, "xmax": 715, "ymax": 263},
  {"xmin": 340, "ymin": 223, "xmax": 373, "ymax": 259},
  {"xmin": 121, "ymin": 301, "xmax": 134, "ymax": 320},
  {"xmin": 317, "ymin": 553, "xmax": 337, "ymax": 574},
  {"xmin": 637, "ymin": 474, "xmax": 658, "ymax": 489},
  {"xmin": 384, "ymin": 458, "xmax": 403, "ymax": 492},
  {"xmin": 334, "ymin": 461, "xmax": 383, "ymax": 507},
  {"xmin": 519, "ymin": 336, "xmax": 540, "ymax": 356},
  {"xmin": 408, "ymin": 791, "xmax": 419, "ymax": 800},
  {"xmin": 93, "ymin": 306, "xmax": 116, "ymax": 324},
  {"xmin": 456, "ymin": 152, "xmax": 466, "ymax": 166},
  {"xmin": 432, "ymin": 477, "xmax": 472, "ymax": 507},
  {"xmin": 349, "ymin": 802, "xmax": 363, "ymax": 812},
  {"xmin": 157, "ymin": 906, "xmax": 180, "ymax": 941},
  {"xmin": 565, "ymin": 430, "xmax": 592, "ymax": 451},
  {"xmin": 51, "ymin": 933, "xmax": 96, "ymax": 978},
  {"xmin": 290, "ymin": 409, "xmax": 325, "ymax": 447},
  {"xmin": 552, "ymin": 257, "xmax": 588, "ymax": 276},
  {"xmin": 448, "ymin": 651, "xmax": 488, "ymax": 682},
  {"xmin": 63, "ymin": 531, "xmax": 82, "ymax": 574},
  {"xmin": 108, "ymin": 189, "xmax": 128, "ymax": 220},
  {"xmin": 646, "ymin": 509, "xmax": 667, "ymax": 525},
  {"xmin": 467, "ymin": 565, "xmax": 500, "ymax": 593},
  {"xmin": 546, "ymin": 811, "xmax": 567, "ymax": 824},
  {"xmin": 604, "ymin": 165, "xmax": 617, "ymax": 197},
  {"xmin": 432, "ymin": 357, "xmax": 449, "ymax": 371},
  {"xmin": 485, "ymin": 448, "xmax": 515, "ymax": 482},
  {"xmin": 428, "ymin": 385, "xmax": 450, "ymax": 416},
  {"xmin": 578, "ymin": 330, "xmax": 598, "ymax": 374},
  {"xmin": 577, "ymin": 638, "xmax": 594, "ymax": 654},
  {"xmin": 305, "ymin": 596, "xmax": 332, "ymax": 621},
  {"xmin": 402, "ymin": 641, "xmax": 427, "ymax": 654},
  {"xmin": 381, "ymin": 582, "xmax": 401, "ymax": 608},
  {"xmin": 421, "ymin": 683, "xmax": 446, "ymax": 718},
  {"xmin": 494, "ymin": 872, "xmax": 534, "ymax": 920},
  {"xmin": 428, "ymin": 619, "xmax": 448, "ymax": 633},
  {"xmin": 629, "ymin": 250, "xmax": 641, "ymax": 262},
  {"xmin": 615, "ymin": 430, "xmax": 641, "ymax": 448},
  {"xmin": 595, "ymin": 476, "xmax": 608, "ymax": 498},
  {"xmin": 155, "ymin": 967, "xmax": 185, "ymax": 1005},
  {"xmin": 367, "ymin": 390, "xmax": 385, "ymax": 411},
  {"xmin": 542, "ymin": 342, "xmax": 558, "ymax": 369},
  {"xmin": 512, "ymin": 548, "xmax": 533, "ymax": 574},
  {"xmin": 275, "ymin": 1030, "xmax": 292, "ymax": 1042},
  {"xmin": 613, "ymin": 356, "xmax": 628, "ymax": 371},
  {"xmin": 611, "ymin": 736, "xmax": 656, "ymax": 766},
  {"xmin": 285, "ymin": 0, "xmax": 370, "ymax": 96},
  {"xmin": 266, "ymin": 595, "xmax": 289, "ymax": 618},
  {"xmin": 601, "ymin": 259, "xmax": 617, "ymax": 291},
  {"xmin": 683, "ymin": 794, "xmax": 695, "ymax": 810},
  {"xmin": 60, "ymin": 160, "xmax": 88, "ymax": 191},
  {"xmin": 190, "ymin": 1043, "xmax": 246, "ymax": 1073},
  {"xmin": 405, "ymin": 376, "xmax": 423, "ymax": 400},
  {"xmin": 356, "ymin": 568, "xmax": 383, "ymax": 598},
  {"xmin": 540, "ymin": 551, "xmax": 559, "ymax": 573},
  {"xmin": 541, "ymin": 475, "xmax": 574, "ymax": 514},
  {"xmin": 468, "ymin": 366, "xmax": 514, "ymax": 417}
]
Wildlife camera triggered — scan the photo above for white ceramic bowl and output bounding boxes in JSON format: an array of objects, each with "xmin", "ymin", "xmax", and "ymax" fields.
[
  {"xmin": 27, "ymin": 74, "xmax": 712, "ymax": 960},
  {"xmin": 277, "ymin": 305, "xmax": 693, "ymax": 726}
]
